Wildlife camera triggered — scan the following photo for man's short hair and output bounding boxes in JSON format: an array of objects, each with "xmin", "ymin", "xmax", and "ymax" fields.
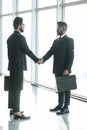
[
  {"xmin": 57, "ymin": 21, "xmax": 67, "ymax": 28},
  {"xmin": 13, "ymin": 17, "xmax": 23, "ymax": 29}
]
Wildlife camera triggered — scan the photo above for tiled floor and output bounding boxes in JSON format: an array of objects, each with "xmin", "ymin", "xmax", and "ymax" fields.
[{"xmin": 0, "ymin": 76, "xmax": 87, "ymax": 130}]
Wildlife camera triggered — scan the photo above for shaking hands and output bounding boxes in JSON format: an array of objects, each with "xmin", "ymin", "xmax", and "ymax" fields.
[{"xmin": 38, "ymin": 58, "xmax": 44, "ymax": 64}]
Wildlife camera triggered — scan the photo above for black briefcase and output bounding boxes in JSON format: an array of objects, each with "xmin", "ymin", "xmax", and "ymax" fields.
[
  {"xmin": 4, "ymin": 76, "xmax": 10, "ymax": 91},
  {"xmin": 56, "ymin": 75, "xmax": 77, "ymax": 92}
]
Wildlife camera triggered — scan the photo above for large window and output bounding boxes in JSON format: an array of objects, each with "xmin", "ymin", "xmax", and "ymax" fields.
[
  {"xmin": 18, "ymin": 0, "xmax": 32, "ymax": 11},
  {"xmin": 2, "ymin": 16, "xmax": 13, "ymax": 75},
  {"xmin": 2, "ymin": 0, "xmax": 12, "ymax": 14},
  {"xmin": 65, "ymin": 0, "xmax": 81, "ymax": 2},
  {"xmin": 38, "ymin": 0, "xmax": 57, "ymax": 7},
  {"xmin": 65, "ymin": 3, "xmax": 87, "ymax": 97},
  {"xmin": 38, "ymin": 9, "xmax": 56, "ymax": 89}
]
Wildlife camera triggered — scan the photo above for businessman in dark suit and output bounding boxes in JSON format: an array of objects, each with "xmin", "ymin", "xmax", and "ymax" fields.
[
  {"xmin": 39, "ymin": 21, "xmax": 74, "ymax": 114},
  {"xmin": 7, "ymin": 17, "xmax": 39, "ymax": 119}
]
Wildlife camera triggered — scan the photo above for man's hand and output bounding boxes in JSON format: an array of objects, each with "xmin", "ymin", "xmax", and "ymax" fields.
[{"xmin": 63, "ymin": 70, "xmax": 69, "ymax": 76}]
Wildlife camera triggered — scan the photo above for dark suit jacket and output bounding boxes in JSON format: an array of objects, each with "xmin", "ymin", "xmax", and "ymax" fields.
[
  {"xmin": 7, "ymin": 31, "xmax": 38, "ymax": 72},
  {"xmin": 42, "ymin": 35, "xmax": 74, "ymax": 76}
]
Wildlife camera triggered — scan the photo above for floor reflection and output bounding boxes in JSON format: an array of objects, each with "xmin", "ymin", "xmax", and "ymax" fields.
[
  {"xmin": 8, "ymin": 120, "xmax": 20, "ymax": 130},
  {"xmin": 0, "ymin": 77, "xmax": 87, "ymax": 130},
  {"xmin": 62, "ymin": 114, "xmax": 70, "ymax": 130}
]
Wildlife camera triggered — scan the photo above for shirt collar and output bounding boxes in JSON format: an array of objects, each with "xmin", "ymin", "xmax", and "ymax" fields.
[
  {"xmin": 60, "ymin": 34, "xmax": 66, "ymax": 38},
  {"xmin": 57, "ymin": 34, "xmax": 66, "ymax": 41}
]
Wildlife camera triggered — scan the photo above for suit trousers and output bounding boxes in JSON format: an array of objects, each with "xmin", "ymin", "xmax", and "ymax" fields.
[
  {"xmin": 55, "ymin": 75, "xmax": 71, "ymax": 107},
  {"xmin": 8, "ymin": 71, "xmax": 23, "ymax": 112},
  {"xmin": 8, "ymin": 90, "xmax": 21, "ymax": 112},
  {"xmin": 58, "ymin": 91, "xmax": 71, "ymax": 107}
]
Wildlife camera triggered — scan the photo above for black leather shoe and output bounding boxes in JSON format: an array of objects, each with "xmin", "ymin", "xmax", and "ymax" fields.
[
  {"xmin": 56, "ymin": 108, "xmax": 69, "ymax": 115},
  {"xmin": 49, "ymin": 105, "xmax": 63, "ymax": 112},
  {"xmin": 10, "ymin": 110, "xmax": 24, "ymax": 115},
  {"xmin": 14, "ymin": 114, "xmax": 31, "ymax": 120}
]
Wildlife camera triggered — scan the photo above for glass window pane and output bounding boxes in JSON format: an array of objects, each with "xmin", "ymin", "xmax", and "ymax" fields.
[
  {"xmin": 18, "ymin": 13, "xmax": 32, "ymax": 81},
  {"xmin": 65, "ymin": 4, "xmax": 87, "ymax": 97},
  {"xmin": 2, "ymin": 16, "xmax": 13, "ymax": 74},
  {"xmin": 2, "ymin": 0, "xmax": 12, "ymax": 14},
  {"xmin": 38, "ymin": 9, "xmax": 56, "ymax": 89},
  {"xmin": 65, "ymin": 0, "xmax": 82, "ymax": 2},
  {"xmin": 18, "ymin": 0, "xmax": 32, "ymax": 11},
  {"xmin": 38, "ymin": 0, "xmax": 57, "ymax": 8}
]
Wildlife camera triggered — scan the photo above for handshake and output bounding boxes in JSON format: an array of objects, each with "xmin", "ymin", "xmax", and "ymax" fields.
[{"xmin": 37, "ymin": 58, "xmax": 44, "ymax": 64}]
